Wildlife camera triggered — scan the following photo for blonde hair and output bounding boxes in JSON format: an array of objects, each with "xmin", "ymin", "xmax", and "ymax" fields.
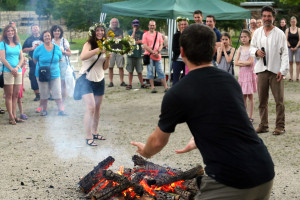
[{"xmin": 290, "ymin": 16, "xmax": 297, "ymax": 22}]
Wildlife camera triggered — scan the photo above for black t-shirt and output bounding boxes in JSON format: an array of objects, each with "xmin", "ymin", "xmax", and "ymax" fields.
[
  {"xmin": 158, "ymin": 67, "xmax": 274, "ymax": 189},
  {"xmin": 22, "ymin": 35, "xmax": 42, "ymax": 58}
]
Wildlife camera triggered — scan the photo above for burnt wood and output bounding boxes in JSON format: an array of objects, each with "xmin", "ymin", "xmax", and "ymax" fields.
[
  {"xmin": 78, "ymin": 156, "xmax": 115, "ymax": 193},
  {"xmin": 155, "ymin": 165, "xmax": 204, "ymax": 187},
  {"xmin": 132, "ymin": 155, "xmax": 182, "ymax": 174},
  {"xmin": 174, "ymin": 186, "xmax": 192, "ymax": 200}
]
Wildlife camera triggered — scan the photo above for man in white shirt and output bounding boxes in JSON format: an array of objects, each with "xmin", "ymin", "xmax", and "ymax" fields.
[{"xmin": 250, "ymin": 6, "xmax": 289, "ymax": 135}]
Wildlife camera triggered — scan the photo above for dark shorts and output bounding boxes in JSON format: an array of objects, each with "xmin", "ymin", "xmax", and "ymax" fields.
[
  {"xmin": 81, "ymin": 76, "xmax": 105, "ymax": 96},
  {"xmin": 29, "ymin": 60, "xmax": 39, "ymax": 90}
]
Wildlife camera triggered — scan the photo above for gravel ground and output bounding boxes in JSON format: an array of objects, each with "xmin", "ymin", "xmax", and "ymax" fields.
[{"xmin": 0, "ymin": 69, "xmax": 299, "ymax": 199}]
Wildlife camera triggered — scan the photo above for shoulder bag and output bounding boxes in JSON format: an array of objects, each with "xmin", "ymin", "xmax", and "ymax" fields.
[
  {"xmin": 143, "ymin": 31, "xmax": 158, "ymax": 65},
  {"xmin": 73, "ymin": 53, "xmax": 101, "ymax": 100},
  {"xmin": 38, "ymin": 45, "xmax": 55, "ymax": 82}
]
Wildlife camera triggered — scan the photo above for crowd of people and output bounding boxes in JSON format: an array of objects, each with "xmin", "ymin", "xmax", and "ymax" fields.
[{"xmin": 0, "ymin": 4, "xmax": 297, "ymax": 199}]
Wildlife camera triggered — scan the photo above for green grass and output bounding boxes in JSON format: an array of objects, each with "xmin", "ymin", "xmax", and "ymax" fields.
[{"xmin": 18, "ymin": 34, "xmax": 86, "ymax": 52}]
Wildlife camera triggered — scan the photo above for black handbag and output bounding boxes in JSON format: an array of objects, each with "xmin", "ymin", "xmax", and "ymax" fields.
[
  {"xmin": 73, "ymin": 53, "xmax": 101, "ymax": 100},
  {"xmin": 0, "ymin": 68, "xmax": 4, "ymax": 88},
  {"xmin": 38, "ymin": 45, "xmax": 55, "ymax": 82},
  {"xmin": 143, "ymin": 54, "xmax": 150, "ymax": 65},
  {"xmin": 0, "ymin": 43, "xmax": 7, "ymax": 88},
  {"xmin": 143, "ymin": 32, "xmax": 158, "ymax": 65}
]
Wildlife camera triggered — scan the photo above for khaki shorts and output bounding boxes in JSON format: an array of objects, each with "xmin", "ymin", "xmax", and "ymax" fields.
[
  {"xmin": 3, "ymin": 72, "xmax": 22, "ymax": 85},
  {"xmin": 195, "ymin": 176, "xmax": 273, "ymax": 200},
  {"xmin": 126, "ymin": 57, "xmax": 143, "ymax": 73},
  {"xmin": 37, "ymin": 77, "xmax": 62, "ymax": 100},
  {"xmin": 109, "ymin": 52, "xmax": 124, "ymax": 68}
]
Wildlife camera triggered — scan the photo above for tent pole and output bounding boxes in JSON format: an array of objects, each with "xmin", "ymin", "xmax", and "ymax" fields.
[
  {"xmin": 100, "ymin": 13, "xmax": 107, "ymax": 23},
  {"xmin": 167, "ymin": 19, "xmax": 177, "ymax": 87}
]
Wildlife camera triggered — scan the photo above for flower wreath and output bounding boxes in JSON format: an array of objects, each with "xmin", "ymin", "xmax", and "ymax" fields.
[
  {"xmin": 97, "ymin": 31, "xmax": 137, "ymax": 55},
  {"xmin": 88, "ymin": 22, "xmax": 106, "ymax": 37},
  {"xmin": 176, "ymin": 16, "xmax": 189, "ymax": 23}
]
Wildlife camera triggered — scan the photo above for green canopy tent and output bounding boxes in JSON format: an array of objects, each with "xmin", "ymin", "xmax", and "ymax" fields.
[{"xmin": 100, "ymin": 0, "xmax": 251, "ymax": 85}]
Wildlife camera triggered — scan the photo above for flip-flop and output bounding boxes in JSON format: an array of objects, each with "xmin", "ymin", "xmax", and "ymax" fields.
[
  {"xmin": 15, "ymin": 118, "xmax": 25, "ymax": 123},
  {"xmin": 86, "ymin": 139, "xmax": 98, "ymax": 146},
  {"xmin": 93, "ymin": 134, "xmax": 106, "ymax": 140}
]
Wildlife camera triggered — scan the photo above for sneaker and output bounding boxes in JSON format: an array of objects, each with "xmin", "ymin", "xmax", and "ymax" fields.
[
  {"xmin": 120, "ymin": 82, "xmax": 127, "ymax": 87},
  {"xmin": 126, "ymin": 85, "xmax": 132, "ymax": 90},
  {"xmin": 108, "ymin": 82, "xmax": 114, "ymax": 87},
  {"xmin": 35, "ymin": 107, "xmax": 42, "ymax": 113},
  {"xmin": 20, "ymin": 114, "xmax": 28, "ymax": 120},
  {"xmin": 33, "ymin": 97, "xmax": 40, "ymax": 101},
  {"xmin": 255, "ymin": 126, "xmax": 269, "ymax": 134},
  {"xmin": 40, "ymin": 111, "xmax": 47, "ymax": 116},
  {"xmin": 58, "ymin": 111, "xmax": 68, "ymax": 116},
  {"xmin": 151, "ymin": 88, "xmax": 157, "ymax": 93}
]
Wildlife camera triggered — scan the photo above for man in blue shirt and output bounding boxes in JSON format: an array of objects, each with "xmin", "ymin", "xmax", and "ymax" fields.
[{"xmin": 206, "ymin": 15, "xmax": 221, "ymax": 67}]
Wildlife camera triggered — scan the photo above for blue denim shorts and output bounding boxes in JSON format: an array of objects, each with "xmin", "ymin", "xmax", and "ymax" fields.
[
  {"xmin": 147, "ymin": 59, "xmax": 165, "ymax": 79},
  {"xmin": 81, "ymin": 76, "xmax": 105, "ymax": 96}
]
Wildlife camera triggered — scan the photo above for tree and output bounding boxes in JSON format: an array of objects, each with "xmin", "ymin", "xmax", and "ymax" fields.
[{"xmin": 279, "ymin": 0, "xmax": 300, "ymax": 5}]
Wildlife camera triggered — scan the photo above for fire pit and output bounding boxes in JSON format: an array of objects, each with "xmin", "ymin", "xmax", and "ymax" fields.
[{"xmin": 78, "ymin": 155, "xmax": 204, "ymax": 200}]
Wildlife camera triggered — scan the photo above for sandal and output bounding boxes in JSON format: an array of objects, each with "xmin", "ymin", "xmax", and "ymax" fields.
[
  {"xmin": 86, "ymin": 139, "xmax": 98, "ymax": 146},
  {"xmin": 93, "ymin": 134, "xmax": 106, "ymax": 140},
  {"xmin": 15, "ymin": 118, "xmax": 25, "ymax": 123},
  {"xmin": 126, "ymin": 85, "xmax": 132, "ymax": 90},
  {"xmin": 140, "ymin": 84, "xmax": 149, "ymax": 89},
  {"xmin": 9, "ymin": 119, "xmax": 17, "ymax": 125},
  {"xmin": 0, "ymin": 108, "xmax": 5, "ymax": 114},
  {"xmin": 288, "ymin": 79, "xmax": 293, "ymax": 82},
  {"xmin": 272, "ymin": 128, "xmax": 285, "ymax": 136}
]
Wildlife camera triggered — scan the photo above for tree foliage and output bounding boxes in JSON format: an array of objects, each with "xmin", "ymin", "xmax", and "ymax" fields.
[{"xmin": 279, "ymin": 0, "xmax": 300, "ymax": 5}]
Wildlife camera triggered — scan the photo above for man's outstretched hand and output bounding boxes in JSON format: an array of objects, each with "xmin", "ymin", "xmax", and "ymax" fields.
[
  {"xmin": 131, "ymin": 141, "xmax": 150, "ymax": 158},
  {"xmin": 175, "ymin": 137, "xmax": 197, "ymax": 154}
]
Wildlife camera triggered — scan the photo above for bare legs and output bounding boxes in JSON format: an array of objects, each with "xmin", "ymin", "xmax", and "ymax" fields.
[
  {"xmin": 243, "ymin": 94, "xmax": 254, "ymax": 120},
  {"xmin": 289, "ymin": 62, "xmax": 294, "ymax": 81},
  {"xmin": 4, "ymin": 84, "xmax": 21, "ymax": 121},
  {"xmin": 296, "ymin": 62, "xmax": 300, "ymax": 81},
  {"xmin": 82, "ymin": 93, "xmax": 103, "ymax": 140},
  {"xmin": 61, "ymin": 80, "xmax": 67, "ymax": 104},
  {"xmin": 109, "ymin": 68, "xmax": 125, "ymax": 84}
]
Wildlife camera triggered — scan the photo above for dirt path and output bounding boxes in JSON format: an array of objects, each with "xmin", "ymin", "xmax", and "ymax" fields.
[{"xmin": 0, "ymin": 70, "xmax": 299, "ymax": 199}]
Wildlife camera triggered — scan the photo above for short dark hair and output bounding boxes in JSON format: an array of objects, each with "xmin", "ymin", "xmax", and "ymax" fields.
[
  {"xmin": 40, "ymin": 30, "xmax": 51, "ymax": 42},
  {"xmin": 261, "ymin": 6, "xmax": 276, "ymax": 17},
  {"xmin": 180, "ymin": 24, "xmax": 216, "ymax": 65},
  {"xmin": 50, "ymin": 25, "xmax": 64, "ymax": 39},
  {"xmin": 193, "ymin": 10, "xmax": 203, "ymax": 16},
  {"xmin": 206, "ymin": 15, "xmax": 216, "ymax": 22}
]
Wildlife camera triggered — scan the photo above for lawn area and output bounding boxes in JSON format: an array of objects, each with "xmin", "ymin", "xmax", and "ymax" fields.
[{"xmin": 18, "ymin": 34, "xmax": 86, "ymax": 52}]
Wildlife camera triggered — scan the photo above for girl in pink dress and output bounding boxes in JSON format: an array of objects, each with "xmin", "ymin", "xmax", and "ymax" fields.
[{"xmin": 234, "ymin": 29, "xmax": 257, "ymax": 122}]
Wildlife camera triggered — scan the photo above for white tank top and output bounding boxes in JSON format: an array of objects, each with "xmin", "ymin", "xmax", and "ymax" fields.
[{"xmin": 79, "ymin": 53, "xmax": 105, "ymax": 82}]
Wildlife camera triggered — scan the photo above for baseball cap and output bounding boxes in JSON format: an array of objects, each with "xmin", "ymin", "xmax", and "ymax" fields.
[{"xmin": 132, "ymin": 19, "xmax": 139, "ymax": 26}]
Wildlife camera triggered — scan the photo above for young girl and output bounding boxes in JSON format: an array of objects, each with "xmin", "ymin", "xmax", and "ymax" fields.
[
  {"xmin": 17, "ymin": 58, "xmax": 28, "ymax": 120},
  {"xmin": 217, "ymin": 32, "xmax": 235, "ymax": 75},
  {"xmin": 234, "ymin": 29, "xmax": 257, "ymax": 122}
]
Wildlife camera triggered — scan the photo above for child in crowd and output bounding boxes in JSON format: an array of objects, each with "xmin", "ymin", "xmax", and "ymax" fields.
[
  {"xmin": 216, "ymin": 32, "xmax": 235, "ymax": 75},
  {"xmin": 234, "ymin": 29, "xmax": 257, "ymax": 122},
  {"xmin": 18, "ymin": 58, "xmax": 28, "ymax": 120}
]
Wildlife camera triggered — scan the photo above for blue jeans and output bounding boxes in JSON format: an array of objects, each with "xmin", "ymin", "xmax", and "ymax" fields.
[
  {"xmin": 172, "ymin": 61, "xmax": 185, "ymax": 85},
  {"xmin": 147, "ymin": 59, "xmax": 165, "ymax": 79}
]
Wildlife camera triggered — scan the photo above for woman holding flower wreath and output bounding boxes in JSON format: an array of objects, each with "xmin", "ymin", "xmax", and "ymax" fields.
[
  {"xmin": 172, "ymin": 17, "xmax": 189, "ymax": 85},
  {"xmin": 79, "ymin": 23, "xmax": 111, "ymax": 146}
]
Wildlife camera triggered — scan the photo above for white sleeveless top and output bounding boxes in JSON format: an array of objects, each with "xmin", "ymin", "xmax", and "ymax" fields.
[{"xmin": 79, "ymin": 53, "xmax": 105, "ymax": 82}]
